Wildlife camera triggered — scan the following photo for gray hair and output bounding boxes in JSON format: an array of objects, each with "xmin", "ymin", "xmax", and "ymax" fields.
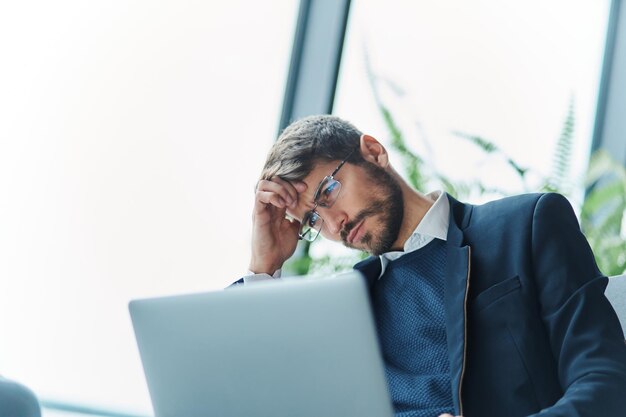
[{"xmin": 261, "ymin": 115, "xmax": 365, "ymax": 181}]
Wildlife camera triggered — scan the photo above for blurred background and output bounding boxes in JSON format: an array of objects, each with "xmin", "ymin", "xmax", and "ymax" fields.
[{"xmin": 0, "ymin": 1, "xmax": 624, "ymax": 416}]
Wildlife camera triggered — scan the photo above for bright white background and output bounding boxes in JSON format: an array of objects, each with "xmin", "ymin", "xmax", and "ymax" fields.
[{"xmin": 0, "ymin": 1, "xmax": 296, "ymax": 414}]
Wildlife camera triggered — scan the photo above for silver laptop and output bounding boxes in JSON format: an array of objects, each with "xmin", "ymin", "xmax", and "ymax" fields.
[{"xmin": 129, "ymin": 272, "xmax": 394, "ymax": 417}]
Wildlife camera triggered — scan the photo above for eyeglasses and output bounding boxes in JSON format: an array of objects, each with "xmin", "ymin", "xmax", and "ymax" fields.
[{"xmin": 298, "ymin": 147, "xmax": 358, "ymax": 242}]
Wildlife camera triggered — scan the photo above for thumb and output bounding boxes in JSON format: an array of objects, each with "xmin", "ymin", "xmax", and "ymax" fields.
[{"xmin": 282, "ymin": 214, "xmax": 301, "ymax": 233}]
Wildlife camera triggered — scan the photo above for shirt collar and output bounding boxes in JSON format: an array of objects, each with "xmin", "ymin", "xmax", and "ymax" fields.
[
  {"xmin": 378, "ymin": 190, "xmax": 450, "ymax": 276},
  {"xmin": 412, "ymin": 190, "xmax": 449, "ymax": 243}
]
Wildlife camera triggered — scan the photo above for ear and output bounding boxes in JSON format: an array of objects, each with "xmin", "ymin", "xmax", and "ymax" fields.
[{"xmin": 359, "ymin": 134, "xmax": 389, "ymax": 167}]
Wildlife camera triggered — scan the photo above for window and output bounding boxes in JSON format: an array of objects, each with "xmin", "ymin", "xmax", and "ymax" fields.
[{"xmin": 334, "ymin": 1, "xmax": 611, "ymax": 205}]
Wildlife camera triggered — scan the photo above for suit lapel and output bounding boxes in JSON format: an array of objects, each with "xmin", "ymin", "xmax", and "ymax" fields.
[{"xmin": 445, "ymin": 194, "xmax": 473, "ymax": 416}]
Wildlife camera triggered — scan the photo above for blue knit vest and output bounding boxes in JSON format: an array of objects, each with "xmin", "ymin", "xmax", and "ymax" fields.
[{"xmin": 370, "ymin": 238, "xmax": 455, "ymax": 417}]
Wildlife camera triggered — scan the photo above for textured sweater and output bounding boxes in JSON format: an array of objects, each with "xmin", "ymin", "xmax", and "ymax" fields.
[{"xmin": 370, "ymin": 238, "xmax": 455, "ymax": 417}]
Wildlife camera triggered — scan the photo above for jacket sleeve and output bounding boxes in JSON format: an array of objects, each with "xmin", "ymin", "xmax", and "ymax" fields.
[
  {"xmin": 528, "ymin": 193, "xmax": 626, "ymax": 416},
  {"xmin": 227, "ymin": 271, "xmax": 282, "ymax": 288},
  {"xmin": 229, "ymin": 277, "xmax": 245, "ymax": 287}
]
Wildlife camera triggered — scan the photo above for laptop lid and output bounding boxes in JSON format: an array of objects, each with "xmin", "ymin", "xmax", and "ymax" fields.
[{"xmin": 129, "ymin": 272, "xmax": 394, "ymax": 417}]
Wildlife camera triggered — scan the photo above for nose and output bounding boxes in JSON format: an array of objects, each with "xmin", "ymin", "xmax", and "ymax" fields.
[{"xmin": 322, "ymin": 208, "xmax": 347, "ymax": 236}]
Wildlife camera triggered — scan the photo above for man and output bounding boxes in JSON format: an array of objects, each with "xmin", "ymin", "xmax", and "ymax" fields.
[{"xmin": 232, "ymin": 115, "xmax": 626, "ymax": 417}]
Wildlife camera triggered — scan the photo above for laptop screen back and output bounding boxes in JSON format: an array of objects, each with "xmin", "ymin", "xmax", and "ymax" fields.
[{"xmin": 129, "ymin": 272, "xmax": 394, "ymax": 417}]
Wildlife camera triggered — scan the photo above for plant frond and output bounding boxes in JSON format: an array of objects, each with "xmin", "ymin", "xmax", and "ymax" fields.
[{"xmin": 545, "ymin": 96, "xmax": 575, "ymax": 194}]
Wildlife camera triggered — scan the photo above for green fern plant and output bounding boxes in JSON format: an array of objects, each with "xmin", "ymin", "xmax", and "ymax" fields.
[
  {"xmin": 543, "ymin": 97, "xmax": 576, "ymax": 194},
  {"xmin": 451, "ymin": 131, "xmax": 531, "ymax": 190},
  {"xmin": 581, "ymin": 151, "xmax": 626, "ymax": 276}
]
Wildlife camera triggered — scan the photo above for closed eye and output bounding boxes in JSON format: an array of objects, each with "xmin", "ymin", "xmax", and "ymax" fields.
[
  {"xmin": 323, "ymin": 181, "xmax": 339, "ymax": 197},
  {"xmin": 308, "ymin": 212, "xmax": 320, "ymax": 226}
]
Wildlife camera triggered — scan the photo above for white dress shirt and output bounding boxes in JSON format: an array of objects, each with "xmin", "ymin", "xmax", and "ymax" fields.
[
  {"xmin": 244, "ymin": 191, "xmax": 450, "ymax": 283},
  {"xmin": 378, "ymin": 190, "xmax": 449, "ymax": 278}
]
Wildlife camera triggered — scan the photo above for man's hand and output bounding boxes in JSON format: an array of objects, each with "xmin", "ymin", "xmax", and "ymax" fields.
[
  {"xmin": 438, "ymin": 414, "xmax": 462, "ymax": 417},
  {"xmin": 249, "ymin": 177, "xmax": 307, "ymax": 275}
]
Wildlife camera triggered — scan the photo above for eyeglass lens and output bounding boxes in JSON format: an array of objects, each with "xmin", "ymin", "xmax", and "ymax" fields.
[
  {"xmin": 299, "ymin": 177, "xmax": 343, "ymax": 241},
  {"xmin": 314, "ymin": 177, "xmax": 342, "ymax": 207}
]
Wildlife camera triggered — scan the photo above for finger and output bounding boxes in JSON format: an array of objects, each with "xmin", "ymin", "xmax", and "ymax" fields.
[
  {"xmin": 293, "ymin": 181, "xmax": 307, "ymax": 193},
  {"xmin": 255, "ymin": 190, "xmax": 288, "ymax": 212},
  {"xmin": 283, "ymin": 213, "xmax": 300, "ymax": 226},
  {"xmin": 256, "ymin": 185, "xmax": 291, "ymax": 209},
  {"xmin": 271, "ymin": 177, "xmax": 300, "ymax": 206},
  {"xmin": 257, "ymin": 179, "xmax": 296, "ymax": 207},
  {"xmin": 255, "ymin": 203, "xmax": 287, "ymax": 229},
  {"xmin": 280, "ymin": 215, "xmax": 301, "ymax": 235},
  {"xmin": 276, "ymin": 210, "xmax": 299, "ymax": 230}
]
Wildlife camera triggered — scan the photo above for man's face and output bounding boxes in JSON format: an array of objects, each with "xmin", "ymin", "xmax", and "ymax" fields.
[{"xmin": 288, "ymin": 159, "xmax": 404, "ymax": 255}]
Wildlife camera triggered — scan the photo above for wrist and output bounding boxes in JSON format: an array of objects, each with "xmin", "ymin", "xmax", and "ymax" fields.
[{"xmin": 248, "ymin": 258, "xmax": 282, "ymax": 275}]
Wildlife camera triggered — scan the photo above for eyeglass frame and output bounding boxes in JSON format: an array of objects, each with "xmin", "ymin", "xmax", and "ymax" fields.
[{"xmin": 297, "ymin": 146, "xmax": 359, "ymax": 242}]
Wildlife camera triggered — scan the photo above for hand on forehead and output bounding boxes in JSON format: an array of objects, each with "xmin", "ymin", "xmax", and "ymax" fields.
[
  {"xmin": 280, "ymin": 179, "xmax": 308, "ymax": 220},
  {"xmin": 289, "ymin": 161, "xmax": 340, "ymax": 217}
]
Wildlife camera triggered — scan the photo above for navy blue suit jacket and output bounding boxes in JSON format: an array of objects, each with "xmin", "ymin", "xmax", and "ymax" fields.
[{"xmin": 353, "ymin": 193, "xmax": 626, "ymax": 416}]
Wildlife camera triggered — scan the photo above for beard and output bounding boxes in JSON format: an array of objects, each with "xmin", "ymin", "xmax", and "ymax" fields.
[{"xmin": 340, "ymin": 162, "xmax": 404, "ymax": 255}]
